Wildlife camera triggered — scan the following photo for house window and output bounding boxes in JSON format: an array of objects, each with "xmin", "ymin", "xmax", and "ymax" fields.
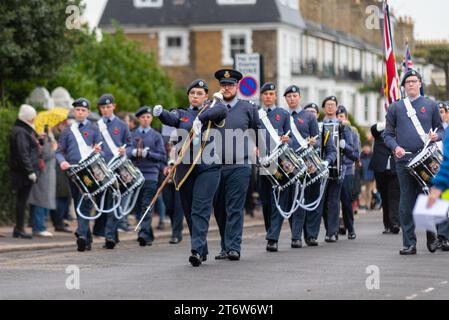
[
  {"xmin": 222, "ymin": 30, "xmax": 252, "ymax": 65},
  {"xmin": 133, "ymin": 0, "xmax": 163, "ymax": 8},
  {"xmin": 217, "ymin": 0, "xmax": 256, "ymax": 5},
  {"xmin": 159, "ymin": 30, "xmax": 189, "ymax": 66},
  {"xmin": 364, "ymin": 96, "xmax": 369, "ymax": 122}
]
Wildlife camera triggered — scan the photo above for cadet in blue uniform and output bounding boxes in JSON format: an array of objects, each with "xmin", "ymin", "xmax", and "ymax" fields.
[
  {"xmin": 154, "ymin": 79, "xmax": 227, "ymax": 266},
  {"xmin": 337, "ymin": 105, "xmax": 360, "ymax": 240},
  {"xmin": 213, "ymin": 69, "xmax": 261, "ymax": 261},
  {"xmin": 255, "ymin": 82, "xmax": 291, "ymax": 252},
  {"xmin": 321, "ymin": 96, "xmax": 356, "ymax": 243},
  {"xmin": 56, "ymin": 98, "xmax": 103, "ymax": 252},
  {"xmin": 384, "ymin": 69, "xmax": 444, "ymax": 255},
  {"xmin": 128, "ymin": 107, "xmax": 166, "ymax": 247},
  {"xmin": 96, "ymin": 93, "xmax": 132, "ymax": 249},
  {"xmin": 284, "ymin": 91, "xmax": 336, "ymax": 248}
]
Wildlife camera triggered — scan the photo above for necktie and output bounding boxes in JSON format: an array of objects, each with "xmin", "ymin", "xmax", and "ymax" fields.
[
  {"xmin": 193, "ymin": 107, "xmax": 199, "ymax": 112},
  {"xmin": 267, "ymin": 108, "xmax": 272, "ymax": 113},
  {"xmin": 78, "ymin": 123, "xmax": 84, "ymax": 129},
  {"xmin": 292, "ymin": 111, "xmax": 297, "ymax": 116},
  {"xmin": 107, "ymin": 119, "xmax": 111, "ymax": 124},
  {"xmin": 227, "ymin": 104, "xmax": 232, "ymax": 110}
]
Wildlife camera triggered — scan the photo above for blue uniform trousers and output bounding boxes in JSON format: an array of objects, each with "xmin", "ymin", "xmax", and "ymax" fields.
[
  {"xmin": 69, "ymin": 181, "xmax": 93, "ymax": 245},
  {"xmin": 340, "ymin": 175, "xmax": 355, "ymax": 234},
  {"xmin": 214, "ymin": 166, "xmax": 252, "ymax": 253},
  {"xmin": 302, "ymin": 182, "xmax": 325, "ymax": 240},
  {"xmin": 322, "ymin": 179, "xmax": 343, "ymax": 237},
  {"xmin": 265, "ymin": 186, "xmax": 292, "ymax": 242},
  {"xmin": 179, "ymin": 165, "xmax": 220, "ymax": 257},
  {"xmin": 163, "ymin": 183, "xmax": 184, "ymax": 240},
  {"xmin": 257, "ymin": 175, "xmax": 274, "ymax": 232},
  {"xmin": 136, "ymin": 180, "xmax": 158, "ymax": 242}
]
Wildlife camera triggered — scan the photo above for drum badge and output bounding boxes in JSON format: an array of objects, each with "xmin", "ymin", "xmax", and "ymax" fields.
[
  {"xmin": 281, "ymin": 159, "xmax": 295, "ymax": 174},
  {"xmin": 119, "ymin": 168, "xmax": 133, "ymax": 184},
  {"xmin": 91, "ymin": 164, "xmax": 105, "ymax": 181},
  {"xmin": 82, "ymin": 175, "xmax": 93, "ymax": 187}
]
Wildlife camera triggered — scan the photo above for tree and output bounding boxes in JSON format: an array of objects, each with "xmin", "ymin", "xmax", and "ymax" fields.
[
  {"xmin": 415, "ymin": 45, "xmax": 449, "ymax": 100},
  {"xmin": 0, "ymin": 0, "xmax": 83, "ymax": 106},
  {"xmin": 47, "ymin": 27, "xmax": 177, "ymax": 116}
]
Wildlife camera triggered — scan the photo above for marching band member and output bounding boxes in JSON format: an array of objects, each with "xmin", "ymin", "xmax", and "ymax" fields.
[
  {"xmin": 255, "ymin": 82, "xmax": 291, "ymax": 252},
  {"xmin": 320, "ymin": 96, "xmax": 356, "ymax": 243},
  {"xmin": 286, "ymin": 94, "xmax": 336, "ymax": 247},
  {"xmin": 56, "ymin": 98, "xmax": 103, "ymax": 252},
  {"xmin": 154, "ymin": 79, "xmax": 227, "ymax": 266},
  {"xmin": 128, "ymin": 106, "xmax": 166, "ymax": 247},
  {"xmin": 336, "ymin": 105, "xmax": 360, "ymax": 240},
  {"xmin": 384, "ymin": 69, "xmax": 444, "ymax": 255},
  {"xmin": 96, "ymin": 94, "xmax": 132, "ymax": 249},
  {"xmin": 438, "ymin": 101, "xmax": 449, "ymax": 129},
  {"xmin": 213, "ymin": 69, "xmax": 261, "ymax": 262}
]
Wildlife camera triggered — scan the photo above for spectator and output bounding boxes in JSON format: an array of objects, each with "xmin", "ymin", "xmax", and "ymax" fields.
[
  {"xmin": 360, "ymin": 143, "xmax": 375, "ymax": 210},
  {"xmin": 9, "ymin": 104, "xmax": 41, "ymax": 239},
  {"xmin": 49, "ymin": 120, "xmax": 73, "ymax": 233},
  {"xmin": 27, "ymin": 125, "xmax": 57, "ymax": 237}
]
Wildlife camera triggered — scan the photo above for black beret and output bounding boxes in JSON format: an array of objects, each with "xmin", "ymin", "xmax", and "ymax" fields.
[
  {"xmin": 187, "ymin": 79, "xmax": 208, "ymax": 95},
  {"xmin": 438, "ymin": 101, "xmax": 449, "ymax": 111},
  {"xmin": 401, "ymin": 69, "xmax": 422, "ymax": 87},
  {"xmin": 336, "ymin": 105, "xmax": 348, "ymax": 116},
  {"xmin": 283, "ymin": 85, "xmax": 300, "ymax": 96},
  {"xmin": 322, "ymin": 95, "xmax": 338, "ymax": 108},
  {"xmin": 304, "ymin": 102, "xmax": 319, "ymax": 113},
  {"xmin": 135, "ymin": 106, "xmax": 152, "ymax": 118},
  {"xmin": 72, "ymin": 98, "xmax": 90, "ymax": 109},
  {"xmin": 214, "ymin": 69, "xmax": 243, "ymax": 84},
  {"xmin": 260, "ymin": 82, "xmax": 276, "ymax": 94},
  {"xmin": 97, "ymin": 93, "xmax": 115, "ymax": 106}
]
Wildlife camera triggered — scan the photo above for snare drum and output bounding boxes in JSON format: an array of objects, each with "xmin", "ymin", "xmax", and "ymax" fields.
[
  {"xmin": 259, "ymin": 143, "xmax": 307, "ymax": 191},
  {"xmin": 407, "ymin": 144, "xmax": 443, "ymax": 191},
  {"xmin": 109, "ymin": 157, "xmax": 144, "ymax": 197},
  {"xmin": 67, "ymin": 152, "xmax": 117, "ymax": 196},
  {"xmin": 296, "ymin": 146, "xmax": 329, "ymax": 186}
]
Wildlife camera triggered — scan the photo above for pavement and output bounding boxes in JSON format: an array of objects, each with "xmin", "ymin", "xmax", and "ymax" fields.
[{"xmin": 0, "ymin": 211, "xmax": 264, "ymax": 253}]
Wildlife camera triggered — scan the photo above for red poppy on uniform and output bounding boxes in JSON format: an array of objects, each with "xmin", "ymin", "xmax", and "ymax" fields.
[
  {"xmin": 181, "ymin": 117, "xmax": 189, "ymax": 123},
  {"xmin": 276, "ymin": 114, "xmax": 281, "ymax": 121},
  {"xmin": 298, "ymin": 118, "xmax": 304, "ymax": 124},
  {"xmin": 113, "ymin": 127, "xmax": 119, "ymax": 135},
  {"xmin": 83, "ymin": 131, "xmax": 89, "ymax": 138},
  {"xmin": 421, "ymin": 107, "xmax": 426, "ymax": 113}
]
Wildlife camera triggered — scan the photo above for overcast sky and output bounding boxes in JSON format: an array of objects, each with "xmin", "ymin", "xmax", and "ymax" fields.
[{"xmin": 82, "ymin": 0, "xmax": 449, "ymax": 41}]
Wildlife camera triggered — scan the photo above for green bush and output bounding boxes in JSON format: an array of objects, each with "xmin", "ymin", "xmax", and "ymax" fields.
[{"xmin": 0, "ymin": 106, "xmax": 18, "ymax": 225}]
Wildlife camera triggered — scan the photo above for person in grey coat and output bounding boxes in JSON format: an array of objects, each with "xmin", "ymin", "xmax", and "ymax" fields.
[{"xmin": 27, "ymin": 126, "xmax": 57, "ymax": 237}]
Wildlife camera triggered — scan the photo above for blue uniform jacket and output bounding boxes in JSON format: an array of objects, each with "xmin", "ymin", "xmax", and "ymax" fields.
[
  {"xmin": 259, "ymin": 106, "xmax": 291, "ymax": 156},
  {"xmin": 384, "ymin": 96, "xmax": 444, "ymax": 163},
  {"xmin": 127, "ymin": 128, "xmax": 166, "ymax": 182},
  {"xmin": 159, "ymin": 102, "xmax": 227, "ymax": 188},
  {"xmin": 432, "ymin": 127, "xmax": 449, "ymax": 191},
  {"xmin": 99, "ymin": 116, "xmax": 132, "ymax": 163},
  {"xmin": 56, "ymin": 120, "xmax": 103, "ymax": 165}
]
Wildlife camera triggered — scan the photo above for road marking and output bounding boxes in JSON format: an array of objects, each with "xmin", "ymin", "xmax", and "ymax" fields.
[
  {"xmin": 422, "ymin": 288, "xmax": 434, "ymax": 293},
  {"xmin": 440, "ymin": 281, "xmax": 448, "ymax": 285},
  {"xmin": 405, "ymin": 294, "xmax": 418, "ymax": 300}
]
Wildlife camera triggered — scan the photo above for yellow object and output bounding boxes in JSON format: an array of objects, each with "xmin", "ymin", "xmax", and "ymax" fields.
[
  {"xmin": 442, "ymin": 190, "xmax": 449, "ymax": 201},
  {"xmin": 34, "ymin": 107, "xmax": 70, "ymax": 134}
]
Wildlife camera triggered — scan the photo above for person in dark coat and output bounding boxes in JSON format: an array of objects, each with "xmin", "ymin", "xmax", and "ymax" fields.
[{"xmin": 9, "ymin": 104, "xmax": 42, "ymax": 239}]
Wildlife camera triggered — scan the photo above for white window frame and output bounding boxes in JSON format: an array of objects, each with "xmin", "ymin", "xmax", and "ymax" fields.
[
  {"xmin": 222, "ymin": 29, "xmax": 252, "ymax": 66},
  {"xmin": 158, "ymin": 30, "xmax": 189, "ymax": 66},
  {"xmin": 133, "ymin": 0, "xmax": 163, "ymax": 8},
  {"xmin": 217, "ymin": 0, "xmax": 256, "ymax": 5}
]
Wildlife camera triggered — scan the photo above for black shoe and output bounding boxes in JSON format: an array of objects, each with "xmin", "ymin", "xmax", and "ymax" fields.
[
  {"xmin": 348, "ymin": 233, "xmax": 356, "ymax": 240},
  {"xmin": 325, "ymin": 234, "xmax": 337, "ymax": 243},
  {"xmin": 227, "ymin": 250, "xmax": 240, "ymax": 261},
  {"xmin": 86, "ymin": 243, "xmax": 92, "ymax": 251},
  {"xmin": 104, "ymin": 239, "xmax": 115, "ymax": 250},
  {"xmin": 399, "ymin": 246, "xmax": 417, "ymax": 255},
  {"xmin": 77, "ymin": 237, "xmax": 87, "ymax": 252},
  {"xmin": 215, "ymin": 251, "xmax": 228, "ymax": 260},
  {"xmin": 137, "ymin": 237, "xmax": 152, "ymax": 247},
  {"xmin": 12, "ymin": 228, "xmax": 32, "ymax": 239},
  {"xmin": 202, "ymin": 255, "xmax": 208, "ymax": 262},
  {"xmin": 189, "ymin": 252, "xmax": 202, "ymax": 267},
  {"xmin": 169, "ymin": 237, "xmax": 181, "ymax": 244},
  {"xmin": 266, "ymin": 240, "xmax": 278, "ymax": 252},
  {"xmin": 426, "ymin": 231, "xmax": 439, "ymax": 253},
  {"xmin": 157, "ymin": 223, "xmax": 165, "ymax": 231},
  {"xmin": 291, "ymin": 240, "xmax": 302, "ymax": 248},
  {"xmin": 305, "ymin": 238, "xmax": 318, "ymax": 246},
  {"xmin": 382, "ymin": 228, "xmax": 392, "ymax": 234},
  {"xmin": 339, "ymin": 227, "xmax": 347, "ymax": 235},
  {"xmin": 391, "ymin": 225, "xmax": 400, "ymax": 234},
  {"xmin": 441, "ymin": 239, "xmax": 449, "ymax": 252}
]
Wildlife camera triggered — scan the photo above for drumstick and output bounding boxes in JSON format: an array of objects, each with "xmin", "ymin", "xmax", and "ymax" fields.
[{"xmin": 135, "ymin": 93, "xmax": 223, "ymax": 232}]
